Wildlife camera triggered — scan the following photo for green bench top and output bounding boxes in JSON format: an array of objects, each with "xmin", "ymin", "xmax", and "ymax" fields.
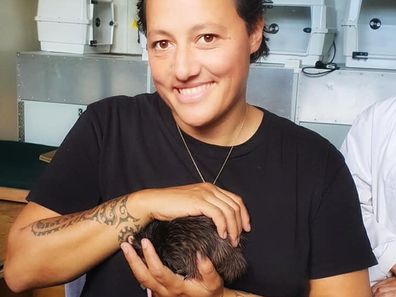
[{"xmin": 0, "ymin": 141, "xmax": 56, "ymax": 190}]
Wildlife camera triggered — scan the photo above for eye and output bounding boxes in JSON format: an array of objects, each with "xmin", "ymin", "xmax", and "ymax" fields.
[
  {"xmin": 153, "ymin": 40, "xmax": 170, "ymax": 50},
  {"xmin": 203, "ymin": 34, "xmax": 215, "ymax": 43},
  {"xmin": 200, "ymin": 34, "xmax": 216, "ymax": 44}
]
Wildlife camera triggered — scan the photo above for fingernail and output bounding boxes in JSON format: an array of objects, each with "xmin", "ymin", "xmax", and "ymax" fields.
[
  {"xmin": 147, "ymin": 288, "xmax": 153, "ymax": 297},
  {"xmin": 141, "ymin": 238, "xmax": 148, "ymax": 249},
  {"xmin": 196, "ymin": 251, "xmax": 202, "ymax": 261},
  {"xmin": 222, "ymin": 231, "xmax": 227, "ymax": 239},
  {"xmin": 247, "ymin": 223, "xmax": 251, "ymax": 232},
  {"xmin": 121, "ymin": 242, "xmax": 129, "ymax": 255}
]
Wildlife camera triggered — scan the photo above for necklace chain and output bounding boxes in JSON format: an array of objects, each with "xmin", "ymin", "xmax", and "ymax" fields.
[{"xmin": 176, "ymin": 105, "xmax": 248, "ymax": 185}]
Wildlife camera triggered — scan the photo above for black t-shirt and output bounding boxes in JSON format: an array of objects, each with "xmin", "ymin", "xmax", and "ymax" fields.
[{"xmin": 28, "ymin": 93, "xmax": 376, "ymax": 297}]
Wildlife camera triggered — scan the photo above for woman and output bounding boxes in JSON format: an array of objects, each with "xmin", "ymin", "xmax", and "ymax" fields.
[{"xmin": 5, "ymin": 0, "xmax": 376, "ymax": 296}]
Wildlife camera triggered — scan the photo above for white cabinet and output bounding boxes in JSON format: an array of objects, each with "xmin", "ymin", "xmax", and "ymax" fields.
[
  {"xmin": 36, "ymin": 0, "xmax": 114, "ymax": 54},
  {"xmin": 262, "ymin": 0, "xmax": 336, "ymax": 66},
  {"xmin": 22, "ymin": 101, "xmax": 86, "ymax": 147},
  {"xmin": 111, "ymin": 0, "xmax": 143, "ymax": 55},
  {"xmin": 343, "ymin": 0, "xmax": 396, "ymax": 70}
]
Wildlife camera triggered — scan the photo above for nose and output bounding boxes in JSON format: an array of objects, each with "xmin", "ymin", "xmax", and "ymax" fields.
[{"xmin": 173, "ymin": 45, "xmax": 200, "ymax": 81}]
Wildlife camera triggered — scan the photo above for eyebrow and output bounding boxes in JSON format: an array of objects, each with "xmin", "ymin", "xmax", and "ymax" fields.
[
  {"xmin": 148, "ymin": 23, "xmax": 228, "ymax": 38},
  {"xmin": 190, "ymin": 23, "xmax": 228, "ymax": 33}
]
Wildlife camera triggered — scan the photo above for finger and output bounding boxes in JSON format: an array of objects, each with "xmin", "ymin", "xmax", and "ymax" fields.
[
  {"xmin": 375, "ymin": 284, "xmax": 396, "ymax": 294},
  {"xmin": 218, "ymin": 187, "xmax": 251, "ymax": 232},
  {"xmin": 197, "ymin": 184, "xmax": 242, "ymax": 244},
  {"xmin": 141, "ymin": 238, "xmax": 183, "ymax": 288},
  {"xmin": 220, "ymin": 188, "xmax": 251, "ymax": 232},
  {"xmin": 147, "ymin": 288, "xmax": 153, "ymax": 297},
  {"xmin": 120, "ymin": 242, "xmax": 164, "ymax": 292},
  {"xmin": 196, "ymin": 252, "xmax": 223, "ymax": 291},
  {"xmin": 373, "ymin": 278, "xmax": 396, "ymax": 292},
  {"xmin": 204, "ymin": 193, "xmax": 241, "ymax": 247},
  {"xmin": 373, "ymin": 283, "xmax": 396, "ymax": 297},
  {"xmin": 374, "ymin": 288, "xmax": 396, "ymax": 297},
  {"xmin": 210, "ymin": 189, "xmax": 243, "ymax": 234},
  {"xmin": 194, "ymin": 200, "xmax": 228, "ymax": 240}
]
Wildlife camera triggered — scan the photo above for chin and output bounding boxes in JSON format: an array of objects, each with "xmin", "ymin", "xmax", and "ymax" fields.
[{"xmin": 177, "ymin": 113, "xmax": 214, "ymax": 128}]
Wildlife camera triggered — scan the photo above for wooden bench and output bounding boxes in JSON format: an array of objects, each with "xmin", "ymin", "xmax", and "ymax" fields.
[{"xmin": 0, "ymin": 141, "xmax": 64, "ymax": 297}]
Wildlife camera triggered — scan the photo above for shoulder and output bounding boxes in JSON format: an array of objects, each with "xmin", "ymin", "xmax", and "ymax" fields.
[
  {"xmin": 352, "ymin": 97, "xmax": 396, "ymax": 129},
  {"xmin": 266, "ymin": 111, "xmax": 336, "ymax": 159},
  {"xmin": 370, "ymin": 96, "xmax": 396, "ymax": 117},
  {"xmin": 345, "ymin": 97, "xmax": 396, "ymax": 147},
  {"xmin": 87, "ymin": 93, "xmax": 160, "ymax": 115},
  {"xmin": 264, "ymin": 111, "xmax": 346, "ymax": 186},
  {"xmin": 65, "ymin": 93, "xmax": 165, "ymax": 144},
  {"xmin": 81, "ymin": 93, "xmax": 163, "ymax": 127}
]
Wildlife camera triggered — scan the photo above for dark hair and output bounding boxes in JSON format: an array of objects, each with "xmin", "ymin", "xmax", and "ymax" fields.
[
  {"xmin": 136, "ymin": 0, "xmax": 269, "ymax": 63},
  {"xmin": 132, "ymin": 215, "xmax": 247, "ymax": 284}
]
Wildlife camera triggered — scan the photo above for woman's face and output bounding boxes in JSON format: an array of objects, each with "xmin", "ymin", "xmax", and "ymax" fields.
[{"xmin": 146, "ymin": 0, "xmax": 262, "ymax": 129}]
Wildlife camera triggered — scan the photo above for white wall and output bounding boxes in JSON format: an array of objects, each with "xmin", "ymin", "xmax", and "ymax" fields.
[{"xmin": 0, "ymin": 0, "xmax": 39, "ymax": 141}]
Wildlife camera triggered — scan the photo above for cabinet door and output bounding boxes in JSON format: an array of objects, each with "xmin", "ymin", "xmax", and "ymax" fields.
[{"xmin": 22, "ymin": 101, "xmax": 86, "ymax": 147}]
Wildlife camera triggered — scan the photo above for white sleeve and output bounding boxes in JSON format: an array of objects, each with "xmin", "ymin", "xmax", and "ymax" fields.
[{"xmin": 340, "ymin": 109, "xmax": 396, "ymax": 282}]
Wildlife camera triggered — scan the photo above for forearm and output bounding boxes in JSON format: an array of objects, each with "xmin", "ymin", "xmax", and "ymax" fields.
[{"xmin": 5, "ymin": 194, "xmax": 148, "ymax": 292}]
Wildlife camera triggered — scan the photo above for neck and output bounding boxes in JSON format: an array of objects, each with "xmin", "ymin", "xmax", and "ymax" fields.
[{"xmin": 175, "ymin": 101, "xmax": 249, "ymax": 146}]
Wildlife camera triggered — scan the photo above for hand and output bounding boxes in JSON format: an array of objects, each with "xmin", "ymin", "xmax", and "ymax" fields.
[
  {"xmin": 121, "ymin": 238, "xmax": 224, "ymax": 297},
  {"xmin": 132, "ymin": 183, "xmax": 250, "ymax": 246},
  {"xmin": 372, "ymin": 277, "xmax": 396, "ymax": 297}
]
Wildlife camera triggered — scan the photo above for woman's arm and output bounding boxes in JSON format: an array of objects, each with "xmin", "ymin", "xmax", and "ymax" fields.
[
  {"xmin": 121, "ymin": 238, "xmax": 262, "ymax": 297},
  {"xmin": 5, "ymin": 183, "xmax": 249, "ymax": 293},
  {"xmin": 4, "ymin": 194, "xmax": 148, "ymax": 292},
  {"xmin": 122, "ymin": 238, "xmax": 371, "ymax": 297},
  {"xmin": 309, "ymin": 270, "xmax": 371, "ymax": 297}
]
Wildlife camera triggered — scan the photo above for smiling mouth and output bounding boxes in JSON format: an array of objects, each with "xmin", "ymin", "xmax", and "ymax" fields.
[{"xmin": 177, "ymin": 82, "xmax": 215, "ymax": 96}]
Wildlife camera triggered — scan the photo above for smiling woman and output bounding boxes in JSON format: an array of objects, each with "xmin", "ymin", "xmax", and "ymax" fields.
[
  {"xmin": 143, "ymin": 0, "xmax": 265, "ymax": 138},
  {"xmin": 4, "ymin": 1, "xmax": 376, "ymax": 297}
]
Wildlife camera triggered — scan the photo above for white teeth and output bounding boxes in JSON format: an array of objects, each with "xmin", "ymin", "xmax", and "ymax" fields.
[{"xmin": 178, "ymin": 83, "xmax": 213, "ymax": 95}]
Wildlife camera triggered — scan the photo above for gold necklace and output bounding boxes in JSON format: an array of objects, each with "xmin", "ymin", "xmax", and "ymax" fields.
[{"xmin": 176, "ymin": 105, "xmax": 248, "ymax": 185}]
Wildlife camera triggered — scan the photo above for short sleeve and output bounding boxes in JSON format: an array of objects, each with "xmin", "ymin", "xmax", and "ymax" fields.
[
  {"xmin": 309, "ymin": 146, "xmax": 377, "ymax": 279},
  {"xmin": 27, "ymin": 105, "xmax": 103, "ymax": 214}
]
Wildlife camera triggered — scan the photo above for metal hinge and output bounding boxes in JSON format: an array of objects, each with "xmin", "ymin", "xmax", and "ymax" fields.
[
  {"xmin": 18, "ymin": 101, "xmax": 25, "ymax": 142},
  {"xmin": 352, "ymin": 51, "xmax": 369, "ymax": 60}
]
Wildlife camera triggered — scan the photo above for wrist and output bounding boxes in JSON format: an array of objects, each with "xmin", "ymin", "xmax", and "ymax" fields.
[
  {"xmin": 126, "ymin": 191, "xmax": 153, "ymax": 226},
  {"xmin": 111, "ymin": 193, "xmax": 148, "ymax": 245}
]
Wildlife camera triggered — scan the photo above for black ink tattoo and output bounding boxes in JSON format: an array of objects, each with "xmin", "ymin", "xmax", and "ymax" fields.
[
  {"xmin": 118, "ymin": 225, "xmax": 140, "ymax": 244},
  {"xmin": 31, "ymin": 195, "xmax": 141, "ymax": 243}
]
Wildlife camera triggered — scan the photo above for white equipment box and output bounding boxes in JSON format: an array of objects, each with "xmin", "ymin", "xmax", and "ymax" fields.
[
  {"xmin": 35, "ymin": 0, "xmax": 114, "ymax": 54},
  {"xmin": 343, "ymin": 0, "xmax": 396, "ymax": 70},
  {"xmin": 111, "ymin": 0, "xmax": 143, "ymax": 55},
  {"xmin": 22, "ymin": 101, "xmax": 87, "ymax": 147},
  {"xmin": 262, "ymin": 0, "xmax": 336, "ymax": 66}
]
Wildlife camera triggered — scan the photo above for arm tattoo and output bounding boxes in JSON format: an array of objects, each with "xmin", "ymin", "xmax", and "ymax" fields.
[
  {"xmin": 118, "ymin": 225, "xmax": 137, "ymax": 244},
  {"xmin": 31, "ymin": 195, "xmax": 141, "ymax": 243}
]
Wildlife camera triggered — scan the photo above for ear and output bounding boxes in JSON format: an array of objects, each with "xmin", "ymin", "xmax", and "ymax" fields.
[{"xmin": 249, "ymin": 18, "xmax": 264, "ymax": 54}]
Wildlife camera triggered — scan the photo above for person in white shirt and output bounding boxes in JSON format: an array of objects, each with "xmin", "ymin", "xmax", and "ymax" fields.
[{"xmin": 341, "ymin": 97, "xmax": 396, "ymax": 296}]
